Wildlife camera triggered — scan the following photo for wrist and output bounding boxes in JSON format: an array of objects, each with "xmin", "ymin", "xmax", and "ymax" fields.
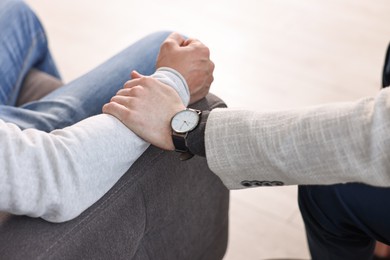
[
  {"xmin": 186, "ymin": 110, "xmax": 209, "ymax": 157},
  {"xmin": 154, "ymin": 67, "xmax": 190, "ymax": 106},
  {"xmin": 170, "ymin": 108, "xmax": 202, "ymax": 155}
]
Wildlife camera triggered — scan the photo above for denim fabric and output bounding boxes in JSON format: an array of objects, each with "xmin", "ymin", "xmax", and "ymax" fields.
[
  {"xmin": 0, "ymin": 0, "xmax": 60, "ymax": 106},
  {"xmin": 0, "ymin": 0, "xmax": 170, "ymax": 131}
]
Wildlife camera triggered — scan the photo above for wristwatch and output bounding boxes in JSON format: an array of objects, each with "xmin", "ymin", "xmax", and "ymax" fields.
[{"xmin": 171, "ymin": 108, "xmax": 202, "ymax": 154}]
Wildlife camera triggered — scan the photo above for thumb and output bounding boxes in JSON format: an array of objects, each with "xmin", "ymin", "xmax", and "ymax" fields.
[{"xmin": 131, "ymin": 70, "xmax": 144, "ymax": 79}]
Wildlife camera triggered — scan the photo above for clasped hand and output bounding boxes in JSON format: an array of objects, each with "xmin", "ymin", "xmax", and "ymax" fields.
[{"xmin": 103, "ymin": 32, "xmax": 214, "ymax": 150}]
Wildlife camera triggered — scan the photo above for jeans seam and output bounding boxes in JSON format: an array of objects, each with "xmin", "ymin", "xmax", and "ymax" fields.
[
  {"xmin": 8, "ymin": 36, "xmax": 34, "ymax": 106},
  {"xmin": 8, "ymin": 30, "xmax": 46, "ymax": 106}
]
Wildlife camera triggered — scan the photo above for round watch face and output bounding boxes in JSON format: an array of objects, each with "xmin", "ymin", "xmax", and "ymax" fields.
[{"xmin": 171, "ymin": 109, "xmax": 200, "ymax": 133}]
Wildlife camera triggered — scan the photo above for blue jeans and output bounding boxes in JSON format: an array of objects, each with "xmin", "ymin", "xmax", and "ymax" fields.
[{"xmin": 0, "ymin": 0, "xmax": 170, "ymax": 131}]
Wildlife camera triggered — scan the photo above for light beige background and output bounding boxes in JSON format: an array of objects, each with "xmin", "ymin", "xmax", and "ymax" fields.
[{"xmin": 26, "ymin": 0, "xmax": 390, "ymax": 258}]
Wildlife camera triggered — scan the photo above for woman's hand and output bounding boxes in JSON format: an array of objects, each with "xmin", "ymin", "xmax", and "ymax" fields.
[{"xmin": 103, "ymin": 72, "xmax": 185, "ymax": 150}]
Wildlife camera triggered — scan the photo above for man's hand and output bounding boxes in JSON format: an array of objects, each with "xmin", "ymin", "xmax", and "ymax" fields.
[
  {"xmin": 103, "ymin": 71, "xmax": 185, "ymax": 150},
  {"xmin": 156, "ymin": 32, "xmax": 214, "ymax": 104}
]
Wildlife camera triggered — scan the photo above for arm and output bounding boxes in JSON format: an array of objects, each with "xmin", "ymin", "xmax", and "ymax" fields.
[
  {"xmin": 104, "ymin": 33, "xmax": 214, "ymax": 150},
  {"xmin": 0, "ymin": 69, "xmax": 189, "ymax": 223},
  {"xmin": 206, "ymin": 88, "xmax": 390, "ymax": 188},
  {"xmin": 104, "ymin": 72, "xmax": 390, "ymax": 188}
]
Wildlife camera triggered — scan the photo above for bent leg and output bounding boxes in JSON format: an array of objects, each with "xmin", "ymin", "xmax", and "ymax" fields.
[
  {"xmin": 0, "ymin": 1, "xmax": 170, "ymax": 131},
  {"xmin": 298, "ymin": 183, "xmax": 390, "ymax": 260},
  {"xmin": 0, "ymin": 0, "xmax": 60, "ymax": 106},
  {"xmin": 0, "ymin": 29, "xmax": 171, "ymax": 131}
]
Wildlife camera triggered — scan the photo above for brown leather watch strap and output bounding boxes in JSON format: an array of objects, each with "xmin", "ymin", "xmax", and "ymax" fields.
[{"xmin": 172, "ymin": 132, "xmax": 188, "ymax": 153}]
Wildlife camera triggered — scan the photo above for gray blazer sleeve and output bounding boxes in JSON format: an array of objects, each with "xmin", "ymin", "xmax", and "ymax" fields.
[{"xmin": 205, "ymin": 88, "xmax": 390, "ymax": 189}]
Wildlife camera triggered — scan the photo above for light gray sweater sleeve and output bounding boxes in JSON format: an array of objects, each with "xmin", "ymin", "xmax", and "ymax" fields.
[
  {"xmin": 0, "ymin": 68, "xmax": 189, "ymax": 223},
  {"xmin": 206, "ymin": 88, "xmax": 390, "ymax": 189}
]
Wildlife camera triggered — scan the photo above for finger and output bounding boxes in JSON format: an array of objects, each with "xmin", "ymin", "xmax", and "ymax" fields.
[
  {"xmin": 117, "ymin": 85, "xmax": 146, "ymax": 97},
  {"xmin": 166, "ymin": 32, "xmax": 185, "ymax": 46},
  {"xmin": 110, "ymin": 95, "xmax": 133, "ymax": 107},
  {"xmin": 183, "ymin": 38, "xmax": 204, "ymax": 47},
  {"xmin": 102, "ymin": 102, "xmax": 131, "ymax": 123},
  {"xmin": 131, "ymin": 70, "xmax": 144, "ymax": 79},
  {"xmin": 125, "ymin": 78, "xmax": 157, "ymax": 92},
  {"xmin": 116, "ymin": 88, "xmax": 133, "ymax": 96},
  {"xmin": 183, "ymin": 38, "xmax": 198, "ymax": 46},
  {"xmin": 123, "ymin": 78, "xmax": 142, "ymax": 89}
]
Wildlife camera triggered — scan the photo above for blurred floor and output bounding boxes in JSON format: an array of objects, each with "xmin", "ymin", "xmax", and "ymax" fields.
[{"xmin": 26, "ymin": 0, "xmax": 390, "ymax": 259}]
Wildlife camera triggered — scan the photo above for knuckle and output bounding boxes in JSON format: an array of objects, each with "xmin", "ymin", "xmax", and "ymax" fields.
[
  {"xmin": 138, "ymin": 77, "xmax": 147, "ymax": 85},
  {"xmin": 145, "ymin": 77, "xmax": 159, "ymax": 86},
  {"xmin": 209, "ymin": 61, "xmax": 215, "ymax": 72},
  {"xmin": 188, "ymin": 38, "xmax": 199, "ymax": 45},
  {"xmin": 131, "ymin": 85, "xmax": 144, "ymax": 94},
  {"xmin": 169, "ymin": 32, "xmax": 180, "ymax": 39},
  {"xmin": 110, "ymin": 95, "xmax": 120, "ymax": 103},
  {"xmin": 102, "ymin": 103, "xmax": 112, "ymax": 113},
  {"xmin": 116, "ymin": 88, "xmax": 127, "ymax": 96},
  {"xmin": 161, "ymin": 39, "xmax": 175, "ymax": 50},
  {"xmin": 138, "ymin": 77, "xmax": 152, "ymax": 86},
  {"xmin": 123, "ymin": 80, "xmax": 133, "ymax": 88},
  {"xmin": 209, "ymin": 75, "xmax": 214, "ymax": 84},
  {"xmin": 202, "ymin": 46, "xmax": 210, "ymax": 57}
]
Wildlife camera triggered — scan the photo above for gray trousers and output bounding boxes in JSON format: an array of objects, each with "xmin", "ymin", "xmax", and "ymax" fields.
[{"xmin": 0, "ymin": 94, "xmax": 229, "ymax": 260}]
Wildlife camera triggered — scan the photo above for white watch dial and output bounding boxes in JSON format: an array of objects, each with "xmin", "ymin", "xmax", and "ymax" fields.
[{"xmin": 171, "ymin": 109, "xmax": 200, "ymax": 133}]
